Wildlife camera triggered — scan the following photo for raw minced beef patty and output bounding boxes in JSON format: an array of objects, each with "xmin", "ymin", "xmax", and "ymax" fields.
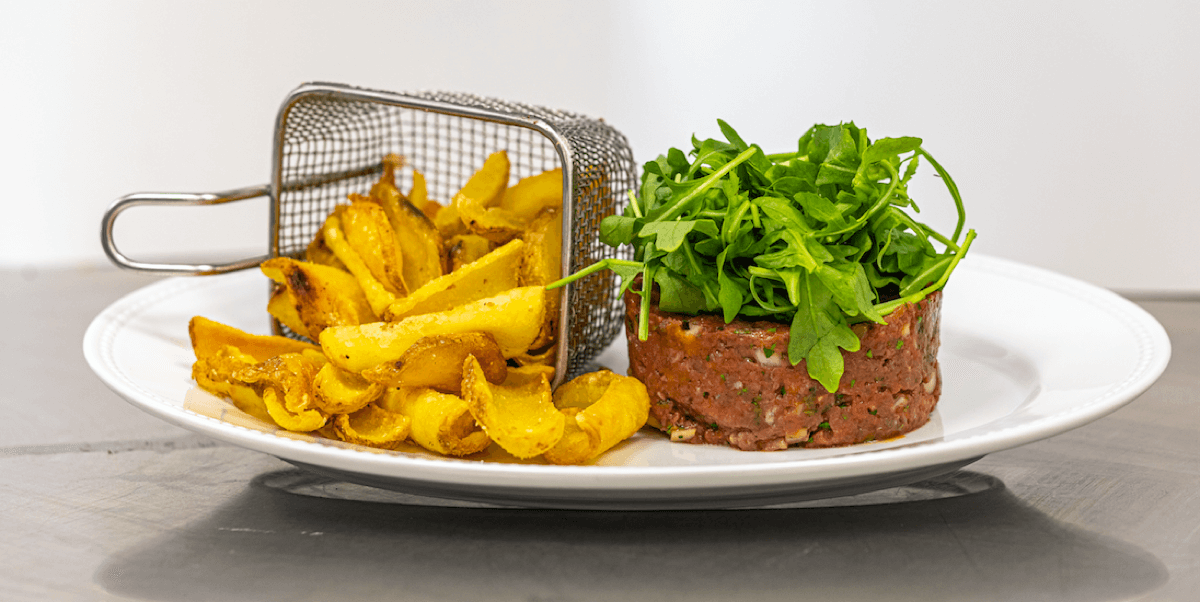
[{"xmin": 624, "ymin": 290, "xmax": 943, "ymax": 451}]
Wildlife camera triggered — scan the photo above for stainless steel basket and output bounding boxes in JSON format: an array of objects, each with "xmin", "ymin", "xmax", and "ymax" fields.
[{"xmin": 101, "ymin": 82, "xmax": 636, "ymax": 382}]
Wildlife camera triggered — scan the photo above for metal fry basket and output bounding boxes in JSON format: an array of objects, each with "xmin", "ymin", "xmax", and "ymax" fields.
[{"xmin": 102, "ymin": 82, "xmax": 637, "ymax": 382}]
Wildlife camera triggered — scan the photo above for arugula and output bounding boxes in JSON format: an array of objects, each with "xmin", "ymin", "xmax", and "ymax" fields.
[{"xmin": 549, "ymin": 120, "xmax": 976, "ymax": 392}]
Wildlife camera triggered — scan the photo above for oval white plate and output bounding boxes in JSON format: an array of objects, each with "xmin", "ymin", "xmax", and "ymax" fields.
[{"xmin": 84, "ymin": 255, "xmax": 1170, "ymax": 509}]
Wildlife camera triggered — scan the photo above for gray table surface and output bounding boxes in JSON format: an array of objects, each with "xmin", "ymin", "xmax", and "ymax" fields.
[{"xmin": 3, "ymin": 266, "xmax": 1198, "ymax": 601}]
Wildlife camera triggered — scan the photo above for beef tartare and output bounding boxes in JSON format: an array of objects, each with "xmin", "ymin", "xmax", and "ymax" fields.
[{"xmin": 626, "ymin": 290, "xmax": 942, "ymax": 451}]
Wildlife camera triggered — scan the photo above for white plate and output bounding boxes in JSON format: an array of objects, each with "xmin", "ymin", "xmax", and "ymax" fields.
[{"xmin": 84, "ymin": 255, "xmax": 1170, "ymax": 509}]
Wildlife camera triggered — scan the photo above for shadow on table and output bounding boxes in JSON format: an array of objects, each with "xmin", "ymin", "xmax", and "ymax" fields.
[{"xmin": 96, "ymin": 469, "xmax": 1166, "ymax": 602}]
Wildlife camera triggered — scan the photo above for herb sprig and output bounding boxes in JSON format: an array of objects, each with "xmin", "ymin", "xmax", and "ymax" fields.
[{"xmin": 550, "ymin": 121, "xmax": 975, "ymax": 392}]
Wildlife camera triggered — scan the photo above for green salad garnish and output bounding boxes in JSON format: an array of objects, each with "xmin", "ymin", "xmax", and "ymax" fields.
[{"xmin": 550, "ymin": 120, "xmax": 975, "ymax": 392}]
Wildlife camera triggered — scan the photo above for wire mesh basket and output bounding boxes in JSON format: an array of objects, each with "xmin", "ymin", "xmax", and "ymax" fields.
[{"xmin": 102, "ymin": 82, "xmax": 637, "ymax": 382}]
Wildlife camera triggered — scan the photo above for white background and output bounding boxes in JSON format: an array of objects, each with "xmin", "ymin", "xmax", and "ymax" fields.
[{"xmin": 3, "ymin": 1, "xmax": 1197, "ymax": 293}]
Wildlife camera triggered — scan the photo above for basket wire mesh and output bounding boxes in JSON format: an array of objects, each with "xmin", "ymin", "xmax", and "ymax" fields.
[{"xmin": 270, "ymin": 83, "xmax": 636, "ymax": 381}]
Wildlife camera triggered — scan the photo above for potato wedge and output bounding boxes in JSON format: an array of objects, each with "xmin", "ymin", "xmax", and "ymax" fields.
[
  {"xmin": 410, "ymin": 167, "xmax": 429, "ymax": 207},
  {"xmin": 389, "ymin": 388, "xmax": 490, "ymax": 456},
  {"xmin": 304, "ymin": 223, "xmax": 347, "ymax": 271},
  {"xmin": 519, "ymin": 208, "xmax": 563, "ymax": 349},
  {"xmin": 313, "ymin": 363, "xmax": 384, "ymax": 414},
  {"xmin": 267, "ymin": 287, "xmax": 313, "ymax": 340},
  {"xmin": 365, "ymin": 156, "xmax": 446, "ymax": 290},
  {"xmin": 361, "ymin": 332, "xmax": 507, "ymax": 392},
  {"xmin": 321, "ymin": 209, "xmax": 400, "ymax": 316},
  {"xmin": 454, "ymin": 151, "xmax": 525, "ymax": 243},
  {"xmin": 457, "ymin": 150, "xmax": 510, "ymax": 208},
  {"xmin": 458, "ymin": 204, "xmax": 526, "ymax": 245},
  {"xmin": 499, "ymin": 168, "xmax": 562, "ymax": 222},
  {"xmin": 384, "ymin": 239, "xmax": 524, "ymax": 321},
  {"xmin": 544, "ymin": 370, "xmax": 650, "ymax": 465},
  {"xmin": 324, "ymin": 204, "xmax": 402, "ymax": 316},
  {"xmin": 338, "ymin": 201, "xmax": 408, "ymax": 293},
  {"xmin": 331, "ymin": 403, "xmax": 411, "ymax": 449},
  {"xmin": 446, "ymin": 234, "xmax": 494, "ymax": 272},
  {"xmin": 463, "ymin": 355, "xmax": 564, "ymax": 459},
  {"xmin": 433, "ymin": 202, "xmax": 467, "ymax": 239},
  {"xmin": 384, "ymin": 198, "xmax": 446, "ymax": 292},
  {"xmin": 321, "ymin": 286, "xmax": 545, "ymax": 373},
  {"xmin": 261, "ymin": 257, "xmax": 376, "ymax": 338},
  {"xmin": 189, "ymin": 316, "xmax": 319, "ymax": 363}
]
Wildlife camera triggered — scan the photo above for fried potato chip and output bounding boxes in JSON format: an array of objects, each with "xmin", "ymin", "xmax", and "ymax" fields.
[
  {"xmin": 236, "ymin": 353, "xmax": 329, "ymax": 431},
  {"xmin": 331, "ymin": 403, "xmax": 411, "ymax": 449},
  {"xmin": 446, "ymin": 234, "xmax": 495, "ymax": 272},
  {"xmin": 499, "ymin": 168, "xmax": 562, "ymax": 222},
  {"xmin": 191, "ymin": 341, "xmax": 282, "ymax": 425},
  {"xmin": 313, "ymin": 363, "xmax": 384, "ymax": 414},
  {"xmin": 519, "ymin": 208, "xmax": 563, "ymax": 349},
  {"xmin": 261, "ymin": 257, "xmax": 376, "ymax": 338},
  {"xmin": 192, "ymin": 343, "xmax": 257, "ymax": 395},
  {"xmin": 463, "ymin": 355, "xmax": 564, "ymax": 459},
  {"xmin": 321, "ymin": 286, "xmax": 546, "ymax": 373},
  {"xmin": 323, "ymin": 205, "xmax": 402, "ymax": 316},
  {"xmin": 384, "ymin": 239, "xmax": 524, "ymax": 321},
  {"xmin": 189, "ymin": 316, "xmax": 320, "ymax": 363},
  {"xmin": 260, "ymin": 387, "xmax": 327, "ymax": 432},
  {"xmin": 227, "ymin": 384, "xmax": 274, "ymax": 425},
  {"xmin": 235, "ymin": 353, "xmax": 324, "ymax": 410},
  {"xmin": 361, "ymin": 332, "xmax": 507, "ymax": 392},
  {"xmin": 544, "ymin": 370, "xmax": 650, "ymax": 465},
  {"xmin": 544, "ymin": 407, "xmax": 592, "ymax": 466},
  {"xmin": 389, "ymin": 388, "xmax": 491, "ymax": 456}
]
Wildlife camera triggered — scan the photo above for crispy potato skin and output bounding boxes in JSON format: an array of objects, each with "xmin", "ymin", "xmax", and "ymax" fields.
[
  {"xmin": 186, "ymin": 154, "xmax": 658, "ymax": 463},
  {"xmin": 361, "ymin": 332, "xmax": 507, "ymax": 392},
  {"xmin": 261, "ymin": 257, "xmax": 376, "ymax": 338},
  {"xmin": 385, "ymin": 239, "xmax": 524, "ymax": 321},
  {"xmin": 463, "ymin": 355, "xmax": 564, "ymax": 459},
  {"xmin": 320, "ymin": 286, "xmax": 545, "ymax": 374}
]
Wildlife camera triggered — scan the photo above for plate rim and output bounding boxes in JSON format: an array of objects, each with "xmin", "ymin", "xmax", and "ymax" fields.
[{"xmin": 83, "ymin": 254, "xmax": 1172, "ymax": 494}]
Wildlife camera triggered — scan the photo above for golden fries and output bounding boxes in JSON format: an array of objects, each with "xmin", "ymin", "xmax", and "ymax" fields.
[{"xmin": 188, "ymin": 152, "xmax": 650, "ymax": 464}]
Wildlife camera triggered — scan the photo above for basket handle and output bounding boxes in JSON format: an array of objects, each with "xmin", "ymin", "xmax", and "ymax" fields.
[{"xmin": 101, "ymin": 184, "xmax": 273, "ymax": 275}]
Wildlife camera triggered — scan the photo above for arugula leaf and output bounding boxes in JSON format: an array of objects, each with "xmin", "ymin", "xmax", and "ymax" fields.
[
  {"xmin": 639, "ymin": 220, "xmax": 701, "ymax": 253},
  {"xmin": 549, "ymin": 120, "xmax": 976, "ymax": 392},
  {"xmin": 600, "ymin": 215, "xmax": 639, "ymax": 246}
]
